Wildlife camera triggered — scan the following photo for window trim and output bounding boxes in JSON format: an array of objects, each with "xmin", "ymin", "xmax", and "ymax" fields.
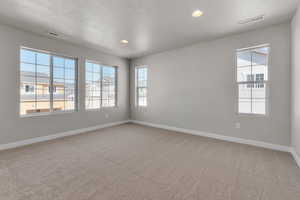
[
  {"xmin": 19, "ymin": 46, "xmax": 79, "ymax": 117},
  {"xmin": 85, "ymin": 59, "xmax": 118, "ymax": 111},
  {"xmin": 135, "ymin": 66, "xmax": 148, "ymax": 107},
  {"xmin": 235, "ymin": 44, "xmax": 270, "ymax": 117}
]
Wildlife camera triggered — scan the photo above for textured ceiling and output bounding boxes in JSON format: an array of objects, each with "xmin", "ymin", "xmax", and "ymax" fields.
[{"xmin": 0, "ymin": 0, "xmax": 299, "ymax": 58}]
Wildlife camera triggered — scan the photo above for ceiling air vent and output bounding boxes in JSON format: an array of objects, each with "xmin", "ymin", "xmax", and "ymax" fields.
[
  {"xmin": 238, "ymin": 15, "xmax": 265, "ymax": 25},
  {"xmin": 47, "ymin": 32, "xmax": 59, "ymax": 38}
]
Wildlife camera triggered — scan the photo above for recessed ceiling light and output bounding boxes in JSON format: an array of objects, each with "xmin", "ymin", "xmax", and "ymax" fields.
[
  {"xmin": 192, "ymin": 10, "xmax": 203, "ymax": 18},
  {"xmin": 121, "ymin": 40, "xmax": 129, "ymax": 44}
]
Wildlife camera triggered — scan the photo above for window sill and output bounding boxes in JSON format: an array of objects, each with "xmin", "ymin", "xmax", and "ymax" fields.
[
  {"xmin": 237, "ymin": 113, "xmax": 268, "ymax": 118},
  {"xmin": 86, "ymin": 106, "xmax": 118, "ymax": 111},
  {"xmin": 20, "ymin": 110, "xmax": 77, "ymax": 118}
]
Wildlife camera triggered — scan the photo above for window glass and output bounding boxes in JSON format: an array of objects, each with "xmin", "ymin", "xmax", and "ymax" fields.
[
  {"xmin": 237, "ymin": 46, "xmax": 269, "ymax": 115},
  {"xmin": 20, "ymin": 48, "xmax": 77, "ymax": 116},
  {"xmin": 85, "ymin": 61, "xmax": 117, "ymax": 109},
  {"xmin": 136, "ymin": 67, "xmax": 148, "ymax": 107}
]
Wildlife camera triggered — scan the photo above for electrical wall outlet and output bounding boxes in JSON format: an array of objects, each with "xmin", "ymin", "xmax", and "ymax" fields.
[
  {"xmin": 235, "ymin": 122, "xmax": 240, "ymax": 129},
  {"xmin": 105, "ymin": 114, "xmax": 109, "ymax": 119}
]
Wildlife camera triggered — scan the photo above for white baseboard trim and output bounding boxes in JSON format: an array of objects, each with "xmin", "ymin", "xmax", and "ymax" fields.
[
  {"xmin": 1, "ymin": 119, "xmax": 298, "ymax": 168},
  {"xmin": 291, "ymin": 148, "xmax": 300, "ymax": 168},
  {"xmin": 0, "ymin": 120, "xmax": 130, "ymax": 151},
  {"xmin": 130, "ymin": 120, "xmax": 291, "ymax": 152}
]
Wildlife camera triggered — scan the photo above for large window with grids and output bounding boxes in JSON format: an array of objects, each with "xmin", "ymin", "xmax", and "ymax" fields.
[
  {"xmin": 20, "ymin": 48, "xmax": 77, "ymax": 116},
  {"xmin": 85, "ymin": 61, "xmax": 117, "ymax": 109},
  {"xmin": 237, "ymin": 45, "xmax": 269, "ymax": 115},
  {"xmin": 136, "ymin": 67, "xmax": 148, "ymax": 107}
]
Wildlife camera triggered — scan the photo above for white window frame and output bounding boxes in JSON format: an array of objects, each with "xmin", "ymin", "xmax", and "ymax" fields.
[
  {"xmin": 135, "ymin": 66, "xmax": 148, "ymax": 107},
  {"xmin": 85, "ymin": 60, "xmax": 118, "ymax": 110},
  {"xmin": 19, "ymin": 47, "xmax": 79, "ymax": 117},
  {"xmin": 236, "ymin": 44, "xmax": 270, "ymax": 116}
]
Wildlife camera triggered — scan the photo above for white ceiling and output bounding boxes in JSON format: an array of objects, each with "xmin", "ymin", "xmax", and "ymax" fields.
[{"xmin": 0, "ymin": 0, "xmax": 299, "ymax": 58}]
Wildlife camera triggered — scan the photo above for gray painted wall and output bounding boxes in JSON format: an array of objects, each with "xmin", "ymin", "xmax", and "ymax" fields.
[
  {"xmin": 130, "ymin": 23, "xmax": 291, "ymax": 146},
  {"xmin": 292, "ymin": 7, "xmax": 300, "ymax": 155},
  {"xmin": 0, "ymin": 24, "xmax": 129, "ymax": 145}
]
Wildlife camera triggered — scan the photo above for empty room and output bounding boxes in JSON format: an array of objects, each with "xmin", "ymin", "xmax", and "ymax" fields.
[{"xmin": 1, "ymin": 0, "xmax": 300, "ymax": 199}]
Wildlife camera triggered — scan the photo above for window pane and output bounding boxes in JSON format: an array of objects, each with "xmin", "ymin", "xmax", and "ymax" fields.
[
  {"xmin": 36, "ymin": 89, "xmax": 50, "ymax": 101},
  {"xmin": 66, "ymin": 90, "xmax": 75, "ymax": 101},
  {"xmin": 21, "ymin": 49, "xmax": 35, "ymax": 63},
  {"xmin": 36, "ymin": 77, "xmax": 50, "ymax": 86},
  {"xmin": 252, "ymin": 83, "xmax": 266, "ymax": 114},
  {"xmin": 65, "ymin": 101, "xmax": 75, "ymax": 110},
  {"xmin": 85, "ymin": 99, "xmax": 93, "ymax": 110},
  {"xmin": 138, "ymin": 97, "xmax": 147, "ymax": 107},
  {"xmin": 103, "ymin": 66, "xmax": 115, "ymax": 77},
  {"xmin": 237, "ymin": 66, "xmax": 251, "ymax": 82},
  {"xmin": 65, "ymin": 69, "xmax": 75, "ymax": 79},
  {"xmin": 86, "ymin": 72, "xmax": 93, "ymax": 81},
  {"xmin": 87, "ymin": 97, "xmax": 100, "ymax": 109},
  {"xmin": 237, "ymin": 51, "xmax": 251, "ymax": 67},
  {"xmin": 54, "ymin": 67, "xmax": 64, "ymax": 79},
  {"xmin": 21, "ymin": 75, "xmax": 35, "ymax": 86},
  {"xmin": 92, "ymin": 99, "xmax": 101, "ymax": 109},
  {"xmin": 20, "ymin": 102, "xmax": 35, "ymax": 115},
  {"xmin": 53, "ymin": 101, "xmax": 65, "ymax": 111},
  {"xmin": 85, "ymin": 61, "xmax": 105, "ymax": 109},
  {"xmin": 93, "ymin": 64, "xmax": 101, "ymax": 72},
  {"xmin": 86, "ymin": 62, "xmax": 93, "ymax": 72},
  {"xmin": 20, "ymin": 49, "xmax": 50, "ymax": 115},
  {"xmin": 102, "ymin": 99, "xmax": 109, "ymax": 107},
  {"xmin": 138, "ymin": 80, "xmax": 147, "ymax": 87},
  {"xmin": 36, "ymin": 101, "xmax": 50, "ymax": 112},
  {"xmin": 65, "ymin": 59, "xmax": 75, "ymax": 69},
  {"xmin": 252, "ymin": 48, "xmax": 268, "ymax": 66},
  {"xmin": 53, "ymin": 84, "xmax": 65, "ymax": 112},
  {"xmin": 138, "ymin": 88, "xmax": 147, "ymax": 97},
  {"xmin": 238, "ymin": 84, "xmax": 251, "ymax": 114},
  {"xmin": 21, "ymin": 63, "xmax": 35, "ymax": 73},
  {"xmin": 37, "ymin": 65, "xmax": 50, "ymax": 77},
  {"xmin": 53, "ymin": 56, "xmax": 64, "ymax": 67},
  {"xmin": 252, "ymin": 65, "xmax": 268, "ymax": 81},
  {"xmin": 37, "ymin": 52, "xmax": 50, "ymax": 65},
  {"xmin": 93, "ymin": 73, "xmax": 101, "ymax": 82},
  {"xmin": 102, "ymin": 66, "xmax": 116, "ymax": 107}
]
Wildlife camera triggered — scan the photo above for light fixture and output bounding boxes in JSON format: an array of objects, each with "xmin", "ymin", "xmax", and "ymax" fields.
[
  {"xmin": 121, "ymin": 40, "xmax": 129, "ymax": 44},
  {"xmin": 192, "ymin": 10, "xmax": 203, "ymax": 18}
]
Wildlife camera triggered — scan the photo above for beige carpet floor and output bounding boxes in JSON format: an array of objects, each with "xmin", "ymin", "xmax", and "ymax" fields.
[{"xmin": 0, "ymin": 123, "xmax": 300, "ymax": 200}]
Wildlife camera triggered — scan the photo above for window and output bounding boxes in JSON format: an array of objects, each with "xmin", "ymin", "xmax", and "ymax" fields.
[
  {"xmin": 237, "ymin": 45, "xmax": 269, "ymax": 115},
  {"xmin": 20, "ymin": 48, "xmax": 78, "ymax": 116},
  {"xmin": 85, "ymin": 61, "xmax": 117, "ymax": 109},
  {"xmin": 136, "ymin": 67, "xmax": 148, "ymax": 107}
]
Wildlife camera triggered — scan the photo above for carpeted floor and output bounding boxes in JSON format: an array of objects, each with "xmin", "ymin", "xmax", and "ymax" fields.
[{"xmin": 0, "ymin": 123, "xmax": 300, "ymax": 200}]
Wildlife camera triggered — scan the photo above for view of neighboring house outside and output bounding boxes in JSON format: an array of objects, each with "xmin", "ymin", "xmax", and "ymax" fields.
[{"xmin": 20, "ymin": 71, "xmax": 75, "ymax": 115}]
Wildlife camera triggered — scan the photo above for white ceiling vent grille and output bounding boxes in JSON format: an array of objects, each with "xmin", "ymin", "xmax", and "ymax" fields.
[
  {"xmin": 238, "ymin": 15, "xmax": 265, "ymax": 25},
  {"xmin": 47, "ymin": 32, "xmax": 59, "ymax": 38}
]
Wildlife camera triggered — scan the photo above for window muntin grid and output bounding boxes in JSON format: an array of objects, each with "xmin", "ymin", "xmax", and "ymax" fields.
[
  {"xmin": 237, "ymin": 45, "xmax": 269, "ymax": 115},
  {"xmin": 136, "ymin": 67, "xmax": 148, "ymax": 107},
  {"xmin": 20, "ymin": 48, "xmax": 77, "ymax": 116},
  {"xmin": 85, "ymin": 61, "xmax": 117, "ymax": 109}
]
